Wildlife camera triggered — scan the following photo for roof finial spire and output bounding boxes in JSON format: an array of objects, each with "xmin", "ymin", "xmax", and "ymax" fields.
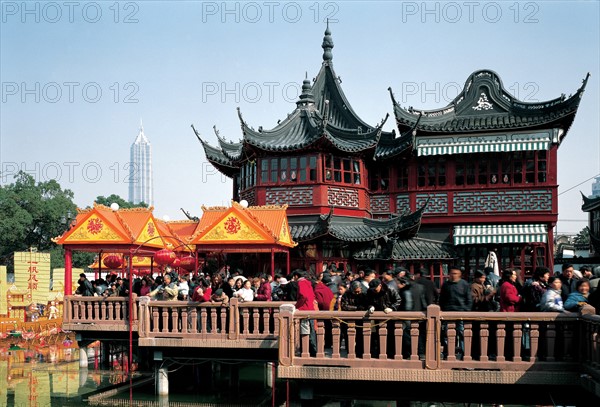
[
  {"xmin": 322, "ymin": 19, "xmax": 334, "ymax": 62},
  {"xmin": 140, "ymin": 117, "xmax": 143, "ymax": 130},
  {"xmin": 297, "ymin": 72, "xmax": 315, "ymax": 107}
]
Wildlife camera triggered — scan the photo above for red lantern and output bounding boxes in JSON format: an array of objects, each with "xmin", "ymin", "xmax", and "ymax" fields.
[
  {"xmin": 179, "ymin": 255, "xmax": 196, "ymax": 271},
  {"xmin": 154, "ymin": 248, "xmax": 176, "ymax": 266},
  {"xmin": 172, "ymin": 258, "xmax": 181, "ymax": 268},
  {"xmin": 103, "ymin": 254, "xmax": 123, "ymax": 269}
]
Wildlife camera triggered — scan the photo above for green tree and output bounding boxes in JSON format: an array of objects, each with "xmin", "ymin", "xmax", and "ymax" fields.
[
  {"xmin": 0, "ymin": 172, "xmax": 77, "ymax": 270},
  {"xmin": 94, "ymin": 194, "xmax": 148, "ymax": 209},
  {"xmin": 574, "ymin": 227, "xmax": 590, "ymax": 245}
]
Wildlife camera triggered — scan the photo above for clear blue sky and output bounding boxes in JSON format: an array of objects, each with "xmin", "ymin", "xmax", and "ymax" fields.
[{"xmin": 1, "ymin": 1, "xmax": 598, "ymax": 235}]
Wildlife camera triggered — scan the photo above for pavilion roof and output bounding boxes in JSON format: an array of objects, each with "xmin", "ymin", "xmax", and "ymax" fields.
[
  {"xmin": 54, "ymin": 204, "xmax": 166, "ymax": 250},
  {"xmin": 189, "ymin": 202, "xmax": 296, "ymax": 248},
  {"xmin": 390, "ymin": 69, "xmax": 588, "ymax": 139}
]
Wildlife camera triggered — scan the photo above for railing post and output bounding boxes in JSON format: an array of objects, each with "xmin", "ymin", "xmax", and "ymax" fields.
[
  {"xmin": 138, "ymin": 297, "xmax": 149, "ymax": 338},
  {"xmin": 279, "ymin": 304, "xmax": 295, "ymax": 367},
  {"xmin": 229, "ymin": 298, "xmax": 239, "ymax": 340},
  {"xmin": 64, "ymin": 297, "xmax": 71, "ymax": 322},
  {"xmin": 480, "ymin": 322, "xmax": 489, "ymax": 362},
  {"xmin": 426, "ymin": 305, "xmax": 441, "ymax": 369}
]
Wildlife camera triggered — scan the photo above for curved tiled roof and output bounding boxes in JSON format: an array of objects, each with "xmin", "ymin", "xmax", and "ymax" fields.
[
  {"xmin": 582, "ymin": 192, "xmax": 600, "ymax": 212},
  {"xmin": 193, "ymin": 25, "xmax": 415, "ymax": 174},
  {"xmin": 391, "ymin": 70, "xmax": 589, "ymax": 138},
  {"xmin": 192, "ymin": 125, "xmax": 240, "ymax": 177},
  {"xmin": 288, "ymin": 204, "xmax": 424, "ymax": 243},
  {"xmin": 353, "ymin": 237, "xmax": 456, "ymax": 261}
]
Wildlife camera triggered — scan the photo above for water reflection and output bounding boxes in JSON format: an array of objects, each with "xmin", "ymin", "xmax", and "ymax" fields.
[{"xmin": 1, "ymin": 344, "xmax": 132, "ymax": 407}]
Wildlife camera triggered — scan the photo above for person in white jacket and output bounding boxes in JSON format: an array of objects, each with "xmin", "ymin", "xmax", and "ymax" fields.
[
  {"xmin": 233, "ymin": 279, "xmax": 254, "ymax": 302},
  {"xmin": 540, "ymin": 276, "xmax": 564, "ymax": 312}
]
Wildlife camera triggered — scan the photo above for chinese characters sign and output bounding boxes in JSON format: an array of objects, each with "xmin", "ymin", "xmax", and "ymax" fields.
[{"xmin": 14, "ymin": 251, "xmax": 51, "ymax": 304}]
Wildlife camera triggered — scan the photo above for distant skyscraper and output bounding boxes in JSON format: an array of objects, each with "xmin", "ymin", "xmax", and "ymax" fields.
[
  {"xmin": 592, "ymin": 176, "xmax": 600, "ymax": 198},
  {"xmin": 128, "ymin": 120, "xmax": 153, "ymax": 206}
]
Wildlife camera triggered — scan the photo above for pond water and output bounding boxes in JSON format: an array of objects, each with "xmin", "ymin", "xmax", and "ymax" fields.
[{"xmin": 1, "ymin": 345, "xmax": 597, "ymax": 406}]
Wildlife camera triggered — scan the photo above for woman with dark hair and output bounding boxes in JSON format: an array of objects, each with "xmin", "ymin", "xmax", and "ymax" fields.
[
  {"xmin": 499, "ymin": 268, "xmax": 522, "ymax": 312},
  {"xmin": 522, "ymin": 266, "xmax": 550, "ymax": 311}
]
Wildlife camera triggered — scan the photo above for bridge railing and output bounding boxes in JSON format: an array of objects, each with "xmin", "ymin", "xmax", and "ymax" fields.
[
  {"xmin": 63, "ymin": 295, "xmax": 138, "ymax": 332},
  {"xmin": 278, "ymin": 304, "xmax": 600, "ymax": 375},
  {"xmin": 137, "ymin": 298, "xmax": 293, "ymax": 345}
]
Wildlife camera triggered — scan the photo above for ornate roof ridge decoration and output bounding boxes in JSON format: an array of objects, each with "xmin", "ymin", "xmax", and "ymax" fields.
[
  {"xmin": 92, "ymin": 202, "xmax": 154, "ymax": 213},
  {"xmin": 200, "ymin": 205, "xmax": 230, "ymax": 212},
  {"xmin": 391, "ymin": 69, "xmax": 589, "ymax": 139},
  {"xmin": 112, "ymin": 210, "xmax": 135, "ymax": 240},
  {"xmin": 245, "ymin": 204, "xmax": 289, "ymax": 211},
  {"xmin": 581, "ymin": 191, "xmax": 600, "ymax": 212},
  {"xmin": 167, "ymin": 219, "xmax": 199, "ymax": 224}
]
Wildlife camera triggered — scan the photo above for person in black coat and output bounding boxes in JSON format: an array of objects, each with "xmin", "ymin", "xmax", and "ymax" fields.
[
  {"xmin": 414, "ymin": 268, "xmax": 438, "ymax": 305},
  {"xmin": 439, "ymin": 267, "xmax": 472, "ymax": 359},
  {"xmin": 76, "ymin": 273, "xmax": 94, "ymax": 296}
]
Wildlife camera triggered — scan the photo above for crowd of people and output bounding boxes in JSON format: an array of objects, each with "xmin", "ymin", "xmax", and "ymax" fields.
[
  {"xmin": 74, "ymin": 262, "xmax": 600, "ymax": 315},
  {"xmin": 73, "ymin": 262, "xmax": 600, "ymax": 359}
]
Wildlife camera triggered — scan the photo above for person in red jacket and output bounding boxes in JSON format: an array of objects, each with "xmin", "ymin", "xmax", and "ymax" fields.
[
  {"xmin": 255, "ymin": 273, "xmax": 272, "ymax": 301},
  {"xmin": 499, "ymin": 268, "xmax": 522, "ymax": 312},
  {"xmin": 315, "ymin": 272, "xmax": 335, "ymax": 349},
  {"xmin": 295, "ymin": 270, "xmax": 317, "ymax": 356}
]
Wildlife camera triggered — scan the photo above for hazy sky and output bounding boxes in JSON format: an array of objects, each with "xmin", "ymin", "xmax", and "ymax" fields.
[{"xmin": 1, "ymin": 1, "xmax": 598, "ymax": 236}]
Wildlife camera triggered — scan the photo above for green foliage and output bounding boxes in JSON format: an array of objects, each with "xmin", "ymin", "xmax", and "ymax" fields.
[
  {"xmin": 0, "ymin": 172, "xmax": 77, "ymax": 268},
  {"xmin": 94, "ymin": 194, "xmax": 148, "ymax": 209},
  {"xmin": 574, "ymin": 227, "xmax": 590, "ymax": 245}
]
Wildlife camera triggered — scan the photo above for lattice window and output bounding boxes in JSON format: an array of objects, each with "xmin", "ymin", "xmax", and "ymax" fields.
[
  {"xmin": 455, "ymin": 152, "xmax": 548, "ymax": 187},
  {"xmin": 324, "ymin": 154, "xmax": 361, "ymax": 186},
  {"xmin": 418, "ymin": 157, "xmax": 446, "ymax": 187},
  {"xmin": 239, "ymin": 161, "xmax": 256, "ymax": 191},
  {"xmin": 369, "ymin": 166, "xmax": 389, "ymax": 191},
  {"xmin": 259, "ymin": 155, "xmax": 317, "ymax": 185},
  {"xmin": 396, "ymin": 166, "xmax": 409, "ymax": 190}
]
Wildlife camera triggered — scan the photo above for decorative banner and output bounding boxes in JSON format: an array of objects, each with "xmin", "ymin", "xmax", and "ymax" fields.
[
  {"xmin": 14, "ymin": 251, "xmax": 51, "ymax": 305},
  {"xmin": 0, "ymin": 266, "xmax": 7, "ymax": 315}
]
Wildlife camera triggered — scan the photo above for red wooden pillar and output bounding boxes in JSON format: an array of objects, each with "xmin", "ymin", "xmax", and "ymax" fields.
[
  {"xmin": 128, "ymin": 249, "xmax": 134, "ymax": 374},
  {"xmin": 271, "ymin": 248, "xmax": 275, "ymax": 278},
  {"xmin": 64, "ymin": 247, "xmax": 73, "ymax": 296},
  {"xmin": 286, "ymin": 251, "xmax": 290, "ymax": 277}
]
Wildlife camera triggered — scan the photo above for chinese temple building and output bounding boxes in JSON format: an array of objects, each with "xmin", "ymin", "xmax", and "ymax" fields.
[{"xmin": 196, "ymin": 25, "xmax": 588, "ymax": 282}]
